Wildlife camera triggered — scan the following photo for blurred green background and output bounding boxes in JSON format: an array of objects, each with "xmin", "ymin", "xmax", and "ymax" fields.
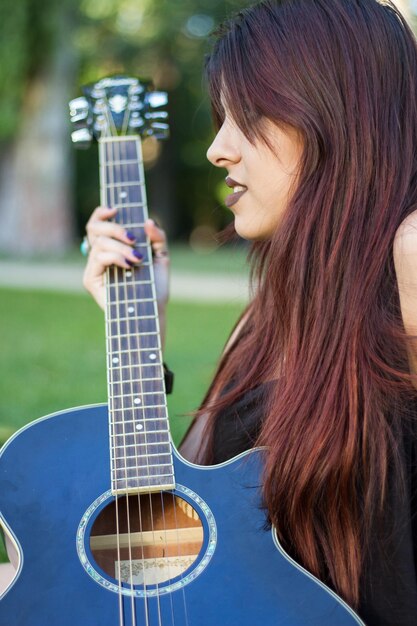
[{"xmin": 0, "ymin": 0, "xmax": 260, "ymax": 437}]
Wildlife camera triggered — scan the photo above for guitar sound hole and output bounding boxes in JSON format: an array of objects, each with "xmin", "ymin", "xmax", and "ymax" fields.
[{"xmin": 89, "ymin": 492, "xmax": 204, "ymax": 587}]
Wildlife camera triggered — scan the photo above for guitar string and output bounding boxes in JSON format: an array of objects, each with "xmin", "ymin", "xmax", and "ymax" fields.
[
  {"xmin": 109, "ymin": 138, "xmax": 133, "ymax": 626},
  {"xmin": 118, "ymin": 96, "xmax": 150, "ymax": 626},
  {"xmin": 128, "ymin": 136, "xmax": 164, "ymax": 626},
  {"xmin": 114, "ymin": 138, "xmax": 138, "ymax": 626},
  {"xmin": 120, "ymin": 135, "xmax": 162, "ymax": 626},
  {"xmin": 102, "ymin": 137, "xmax": 125, "ymax": 626},
  {"xmin": 119, "ymin": 136, "xmax": 166, "ymax": 625},
  {"xmin": 115, "ymin": 137, "xmax": 151, "ymax": 626},
  {"xmin": 134, "ymin": 137, "xmax": 182, "ymax": 626},
  {"xmin": 134, "ymin": 136, "xmax": 178, "ymax": 626}
]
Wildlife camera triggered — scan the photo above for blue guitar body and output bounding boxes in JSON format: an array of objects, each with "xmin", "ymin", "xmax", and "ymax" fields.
[{"xmin": 0, "ymin": 404, "xmax": 364, "ymax": 625}]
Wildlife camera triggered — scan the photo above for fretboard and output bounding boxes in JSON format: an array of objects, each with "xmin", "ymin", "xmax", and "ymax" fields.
[{"xmin": 99, "ymin": 136, "xmax": 174, "ymax": 496}]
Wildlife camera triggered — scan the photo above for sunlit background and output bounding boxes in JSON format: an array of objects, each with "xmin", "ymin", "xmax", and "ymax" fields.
[{"xmin": 0, "ymin": 0, "xmax": 415, "ymax": 445}]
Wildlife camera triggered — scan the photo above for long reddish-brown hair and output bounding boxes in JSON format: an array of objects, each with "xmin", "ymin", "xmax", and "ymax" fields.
[{"xmin": 197, "ymin": 0, "xmax": 417, "ymax": 608}]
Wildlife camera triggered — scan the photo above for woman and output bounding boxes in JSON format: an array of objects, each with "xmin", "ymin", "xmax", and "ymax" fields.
[{"xmin": 83, "ymin": 1, "xmax": 417, "ymax": 623}]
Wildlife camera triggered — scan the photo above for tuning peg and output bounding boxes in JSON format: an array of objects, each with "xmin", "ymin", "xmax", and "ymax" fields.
[
  {"xmin": 71, "ymin": 128, "xmax": 93, "ymax": 149},
  {"xmin": 129, "ymin": 115, "xmax": 145, "ymax": 129},
  {"xmin": 147, "ymin": 91, "xmax": 168, "ymax": 109},
  {"xmin": 145, "ymin": 111, "xmax": 168, "ymax": 121},
  {"xmin": 69, "ymin": 97, "xmax": 90, "ymax": 124},
  {"xmin": 149, "ymin": 122, "xmax": 170, "ymax": 140}
]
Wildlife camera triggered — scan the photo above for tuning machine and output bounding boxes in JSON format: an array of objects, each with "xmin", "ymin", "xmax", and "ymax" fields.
[{"xmin": 69, "ymin": 97, "xmax": 93, "ymax": 149}]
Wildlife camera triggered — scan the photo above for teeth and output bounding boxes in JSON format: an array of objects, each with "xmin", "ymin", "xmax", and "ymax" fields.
[{"xmin": 234, "ymin": 186, "xmax": 246, "ymax": 193}]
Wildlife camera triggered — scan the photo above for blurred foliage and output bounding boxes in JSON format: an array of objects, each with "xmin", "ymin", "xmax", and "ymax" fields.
[{"xmin": 0, "ymin": 0, "xmax": 251, "ymax": 240}]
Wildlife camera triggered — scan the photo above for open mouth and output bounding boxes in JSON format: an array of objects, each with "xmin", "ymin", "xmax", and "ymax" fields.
[
  {"xmin": 225, "ymin": 187, "xmax": 248, "ymax": 208},
  {"xmin": 225, "ymin": 177, "xmax": 248, "ymax": 208}
]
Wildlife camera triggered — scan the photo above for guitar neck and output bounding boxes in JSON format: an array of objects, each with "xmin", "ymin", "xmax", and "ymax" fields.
[{"xmin": 99, "ymin": 136, "xmax": 174, "ymax": 496}]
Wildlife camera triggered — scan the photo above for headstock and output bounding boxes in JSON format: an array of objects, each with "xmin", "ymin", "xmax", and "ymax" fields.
[{"xmin": 69, "ymin": 75, "xmax": 169, "ymax": 149}]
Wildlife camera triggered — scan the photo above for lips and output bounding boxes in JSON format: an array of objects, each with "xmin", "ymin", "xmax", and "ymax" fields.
[{"xmin": 225, "ymin": 176, "xmax": 248, "ymax": 208}]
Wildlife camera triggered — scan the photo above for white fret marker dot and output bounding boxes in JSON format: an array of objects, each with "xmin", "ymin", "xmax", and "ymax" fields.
[
  {"xmin": 126, "ymin": 271, "xmax": 132, "ymax": 278},
  {"xmin": 128, "ymin": 306, "xmax": 135, "ymax": 314},
  {"xmin": 134, "ymin": 398, "xmax": 141, "ymax": 405},
  {"xmin": 149, "ymin": 353, "xmax": 157, "ymax": 360},
  {"xmin": 112, "ymin": 357, "xmax": 119, "ymax": 364},
  {"xmin": 120, "ymin": 191, "xmax": 127, "ymax": 198},
  {"xmin": 136, "ymin": 423, "xmax": 144, "ymax": 431}
]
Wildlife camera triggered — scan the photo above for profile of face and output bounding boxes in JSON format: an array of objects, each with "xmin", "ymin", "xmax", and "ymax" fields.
[{"xmin": 206, "ymin": 112, "xmax": 304, "ymax": 241}]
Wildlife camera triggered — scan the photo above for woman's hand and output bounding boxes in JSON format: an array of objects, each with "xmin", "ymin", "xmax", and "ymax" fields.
[{"xmin": 82, "ymin": 206, "xmax": 170, "ymax": 314}]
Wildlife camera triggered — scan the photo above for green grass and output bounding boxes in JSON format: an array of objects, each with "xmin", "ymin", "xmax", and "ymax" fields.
[
  {"xmin": 0, "ymin": 242, "xmax": 250, "ymax": 276},
  {"xmin": 0, "ymin": 287, "xmax": 243, "ymax": 563}
]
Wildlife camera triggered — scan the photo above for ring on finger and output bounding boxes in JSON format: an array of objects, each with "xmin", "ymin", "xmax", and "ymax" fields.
[
  {"xmin": 80, "ymin": 235, "xmax": 91, "ymax": 257},
  {"xmin": 153, "ymin": 249, "xmax": 169, "ymax": 259}
]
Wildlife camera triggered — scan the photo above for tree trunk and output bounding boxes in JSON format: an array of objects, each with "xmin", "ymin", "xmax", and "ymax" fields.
[{"xmin": 0, "ymin": 7, "xmax": 77, "ymax": 256}]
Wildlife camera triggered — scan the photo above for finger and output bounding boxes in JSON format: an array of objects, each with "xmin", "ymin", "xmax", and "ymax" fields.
[
  {"xmin": 144, "ymin": 219, "xmax": 169, "ymax": 259},
  {"xmin": 87, "ymin": 206, "xmax": 117, "ymax": 226},
  {"xmin": 144, "ymin": 219, "xmax": 167, "ymax": 244},
  {"xmin": 92, "ymin": 236, "xmax": 144, "ymax": 265},
  {"xmin": 87, "ymin": 219, "xmax": 136, "ymax": 247}
]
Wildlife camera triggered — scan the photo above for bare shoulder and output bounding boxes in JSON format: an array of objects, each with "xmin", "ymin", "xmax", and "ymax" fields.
[{"xmin": 394, "ymin": 209, "xmax": 417, "ymax": 258}]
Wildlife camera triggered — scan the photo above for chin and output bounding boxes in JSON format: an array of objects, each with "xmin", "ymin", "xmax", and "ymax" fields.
[{"xmin": 234, "ymin": 219, "xmax": 272, "ymax": 241}]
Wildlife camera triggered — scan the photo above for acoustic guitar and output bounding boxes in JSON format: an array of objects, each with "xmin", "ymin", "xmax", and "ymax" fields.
[{"xmin": 0, "ymin": 76, "xmax": 365, "ymax": 625}]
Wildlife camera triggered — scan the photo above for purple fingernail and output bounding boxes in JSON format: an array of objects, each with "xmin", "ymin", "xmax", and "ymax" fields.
[
  {"xmin": 133, "ymin": 250, "xmax": 144, "ymax": 260},
  {"xmin": 126, "ymin": 230, "xmax": 136, "ymax": 241},
  {"xmin": 126, "ymin": 259, "xmax": 134, "ymax": 266}
]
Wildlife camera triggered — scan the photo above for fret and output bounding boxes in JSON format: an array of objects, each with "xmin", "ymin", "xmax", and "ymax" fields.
[
  {"xmin": 101, "ymin": 136, "xmax": 139, "ymax": 144},
  {"xmin": 111, "ymin": 409, "xmax": 167, "ymax": 419},
  {"xmin": 101, "ymin": 159, "xmax": 141, "ymax": 166},
  {"xmin": 111, "ymin": 421, "xmax": 170, "ymax": 432},
  {"xmin": 114, "ymin": 454, "xmax": 172, "ymax": 470},
  {"xmin": 112, "ymin": 469, "xmax": 174, "ymax": 478},
  {"xmin": 108, "ymin": 337, "xmax": 160, "ymax": 351},
  {"xmin": 107, "ymin": 330, "xmax": 159, "ymax": 338},
  {"xmin": 110, "ymin": 279, "xmax": 152, "ymax": 288},
  {"xmin": 111, "ymin": 427, "xmax": 170, "ymax": 436},
  {"xmin": 113, "ymin": 453, "xmax": 172, "ymax": 462},
  {"xmin": 108, "ymin": 361, "xmax": 163, "ymax": 372},
  {"xmin": 113, "ymin": 202, "xmax": 145, "ymax": 211},
  {"xmin": 108, "ymin": 298, "xmax": 155, "ymax": 306},
  {"xmin": 110, "ymin": 427, "xmax": 170, "ymax": 435},
  {"xmin": 111, "ymin": 438, "xmax": 170, "ymax": 450},
  {"xmin": 110, "ymin": 377, "xmax": 165, "ymax": 387},
  {"xmin": 112, "ymin": 421, "xmax": 169, "ymax": 433},
  {"xmin": 108, "ymin": 298, "xmax": 156, "ymax": 305},
  {"xmin": 113, "ymin": 221, "xmax": 146, "ymax": 228},
  {"xmin": 110, "ymin": 410, "xmax": 168, "ymax": 421},
  {"xmin": 110, "ymin": 391, "xmax": 165, "ymax": 400},
  {"xmin": 105, "ymin": 181, "xmax": 144, "ymax": 188},
  {"xmin": 112, "ymin": 479, "xmax": 176, "ymax": 494},
  {"xmin": 108, "ymin": 315, "xmax": 157, "ymax": 324},
  {"xmin": 109, "ymin": 347, "xmax": 163, "ymax": 355},
  {"xmin": 112, "ymin": 441, "xmax": 171, "ymax": 450},
  {"xmin": 108, "ymin": 299, "xmax": 155, "ymax": 311},
  {"xmin": 108, "ymin": 312, "xmax": 156, "ymax": 321},
  {"xmin": 109, "ymin": 393, "xmax": 165, "ymax": 403},
  {"xmin": 109, "ymin": 373, "xmax": 162, "ymax": 386},
  {"xmin": 108, "ymin": 320, "xmax": 158, "ymax": 336},
  {"xmin": 108, "ymin": 361, "xmax": 162, "ymax": 370},
  {"xmin": 112, "ymin": 468, "xmax": 173, "ymax": 477}
]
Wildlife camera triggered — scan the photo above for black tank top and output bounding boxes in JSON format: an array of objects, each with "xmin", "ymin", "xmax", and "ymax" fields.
[{"xmin": 187, "ymin": 383, "xmax": 417, "ymax": 626}]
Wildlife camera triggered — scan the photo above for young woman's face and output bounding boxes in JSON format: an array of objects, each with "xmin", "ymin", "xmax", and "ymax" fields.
[{"xmin": 206, "ymin": 113, "xmax": 303, "ymax": 240}]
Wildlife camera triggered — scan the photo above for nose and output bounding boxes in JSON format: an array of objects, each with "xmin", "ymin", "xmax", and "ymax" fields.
[{"xmin": 206, "ymin": 121, "xmax": 240, "ymax": 168}]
